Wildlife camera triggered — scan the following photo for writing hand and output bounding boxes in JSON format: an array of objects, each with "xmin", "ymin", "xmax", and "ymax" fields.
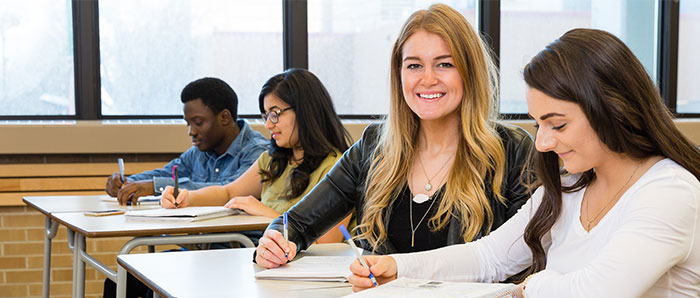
[
  {"xmin": 160, "ymin": 186, "xmax": 189, "ymax": 209},
  {"xmin": 348, "ymin": 255, "xmax": 397, "ymax": 292},
  {"xmin": 105, "ymin": 172, "xmax": 124, "ymax": 197},
  {"xmin": 256, "ymin": 229, "xmax": 297, "ymax": 268}
]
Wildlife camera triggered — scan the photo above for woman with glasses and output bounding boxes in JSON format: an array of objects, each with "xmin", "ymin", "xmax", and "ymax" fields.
[{"xmin": 161, "ymin": 68, "xmax": 354, "ymax": 243}]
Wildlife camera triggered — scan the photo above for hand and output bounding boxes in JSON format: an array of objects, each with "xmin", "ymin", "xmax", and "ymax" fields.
[
  {"xmin": 160, "ymin": 186, "xmax": 189, "ymax": 209},
  {"xmin": 348, "ymin": 255, "xmax": 397, "ymax": 292},
  {"xmin": 255, "ymin": 229, "xmax": 297, "ymax": 268},
  {"xmin": 224, "ymin": 196, "xmax": 277, "ymax": 218},
  {"xmin": 117, "ymin": 180, "xmax": 155, "ymax": 205},
  {"xmin": 105, "ymin": 172, "xmax": 124, "ymax": 197}
]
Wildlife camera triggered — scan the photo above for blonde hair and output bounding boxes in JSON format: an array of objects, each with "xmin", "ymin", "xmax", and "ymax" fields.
[{"xmin": 356, "ymin": 4, "xmax": 506, "ymax": 251}]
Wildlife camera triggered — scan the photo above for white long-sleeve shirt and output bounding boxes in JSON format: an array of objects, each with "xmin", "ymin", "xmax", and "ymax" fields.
[{"xmin": 393, "ymin": 158, "xmax": 700, "ymax": 297}]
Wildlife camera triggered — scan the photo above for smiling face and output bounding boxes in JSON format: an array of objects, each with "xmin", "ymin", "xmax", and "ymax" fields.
[
  {"xmin": 183, "ymin": 98, "xmax": 230, "ymax": 153},
  {"xmin": 527, "ymin": 88, "xmax": 611, "ymax": 173},
  {"xmin": 263, "ymin": 93, "xmax": 298, "ymax": 149},
  {"xmin": 400, "ymin": 29, "xmax": 464, "ymax": 122}
]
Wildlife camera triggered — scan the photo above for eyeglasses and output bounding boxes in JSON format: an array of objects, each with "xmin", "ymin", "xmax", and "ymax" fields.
[{"xmin": 261, "ymin": 107, "xmax": 293, "ymax": 124}]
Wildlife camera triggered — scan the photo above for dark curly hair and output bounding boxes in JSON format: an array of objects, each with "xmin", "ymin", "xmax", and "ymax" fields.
[
  {"xmin": 258, "ymin": 68, "xmax": 351, "ymax": 200},
  {"xmin": 181, "ymin": 77, "xmax": 238, "ymax": 118}
]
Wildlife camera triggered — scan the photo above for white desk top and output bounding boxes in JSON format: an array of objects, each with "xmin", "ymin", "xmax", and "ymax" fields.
[
  {"xmin": 23, "ymin": 194, "xmax": 159, "ymax": 215},
  {"xmin": 118, "ymin": 243, "xmax": 356, "ymax": 298},
  {"xmin": 50, "ymin": 211, "xmax": 272, "ymax": 238}
]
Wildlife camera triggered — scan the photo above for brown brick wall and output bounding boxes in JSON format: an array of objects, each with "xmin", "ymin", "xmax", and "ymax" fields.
[{"xmin": 0, "ymin": 206, "xmax": 181, "ymax": 298}]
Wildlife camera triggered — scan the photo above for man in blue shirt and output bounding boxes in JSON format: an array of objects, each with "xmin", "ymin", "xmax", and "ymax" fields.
[{"xmin": 105, "ymin": 77, "xmax": 269, "ymax": 205}]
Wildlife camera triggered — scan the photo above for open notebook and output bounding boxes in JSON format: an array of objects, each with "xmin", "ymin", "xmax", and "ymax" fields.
[
  {"xmin": 343, "ymin": 277, "xmax": 515, "ymax": 298},
  {"xmin": 124, "ymin": 206, "xmax": 243, "ymax": 222},
  {"xmin": 255, "ymin": 256, "xmax": 355, "ymax": 282}
]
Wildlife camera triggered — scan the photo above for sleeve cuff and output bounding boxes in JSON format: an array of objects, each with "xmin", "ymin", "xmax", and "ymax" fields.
[
  {"xmin": 152, "ymin": 177, "xmax": 173, "ymax": 195},
  {"xmin": 524, "ymin": 270, "xmax": 557, "ymax": 297}
]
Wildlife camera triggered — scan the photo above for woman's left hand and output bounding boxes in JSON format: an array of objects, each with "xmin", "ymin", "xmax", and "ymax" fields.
[{"xmin": 224, "ymin": 196, "xmax": 278, "ymax": 218}]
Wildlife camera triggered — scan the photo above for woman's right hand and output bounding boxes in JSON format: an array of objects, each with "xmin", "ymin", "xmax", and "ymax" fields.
[
  {"xmin": 255, "ymin": 229, "xmax": 297, "ymax": 268},
  {"xmin": 348, "ymin": 255, "xmax": 398, "ymax": 292},
  {"xmin": 160, "ymin": 186, "xmax": 189, "ymax": 208}
]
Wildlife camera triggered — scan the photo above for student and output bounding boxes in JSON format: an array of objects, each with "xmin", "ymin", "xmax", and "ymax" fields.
[
  {"xmin": 161, "ymin": 68, "xmax": 354, "ymax": 242},
  {"xmin": 348, "ymin": 29, "xmax": 700, "ymax": 297},
  {"xmin": 255, "ymin": 4, "xmax": 533, "ymax": 267},
  {"xmin": 105, "ymin": 77, "xmax": 269, "ymax": 205}
]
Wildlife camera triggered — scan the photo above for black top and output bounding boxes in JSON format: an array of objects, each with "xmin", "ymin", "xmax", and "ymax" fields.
[
  {"xmin": 388, "ymin": 185, "xmax": 449, "ymax": 253},
  {"xmin": 266, "ymin": 123, "xmax": 534, "ymax": 255}
]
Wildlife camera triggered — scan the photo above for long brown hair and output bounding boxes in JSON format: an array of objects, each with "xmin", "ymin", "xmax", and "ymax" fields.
[
  {"xmin": 522, "ymin": 28, "xmax": 700, "ymax": 275},
  {"xmin": 356, "ymin": 4, "xmax": 506, "ymax": 250}
]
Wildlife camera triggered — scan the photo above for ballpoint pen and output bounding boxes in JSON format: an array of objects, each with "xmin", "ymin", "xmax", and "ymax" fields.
[
  {"xmin": 117, "ymin": 158, "xmax": 125, "ymax": 183},
  {"xmin": 339, "ymin": 225, "xmax": 378, "ymax": 286},
  {"xmin": 172, "ymin": 165, "xmax": 179, "ymax": 208},
  {"xmin": 283, "ymin": 212, "xmax": 289, "ymax": 259}
]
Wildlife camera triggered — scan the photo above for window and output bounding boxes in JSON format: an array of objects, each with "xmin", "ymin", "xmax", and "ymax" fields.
[
  {"xmin": 99, "ymin": 0, "xmax": 283, "ymax": 116},
  {"xmin": 499, "ymin": 0, "xmax": 658, "ymax": 114},
  {"xmin": 0, "ymin": 0, "xmax": 74, "ymax": 116},
  {"xmin": 677, "ymin": 0, "xmax": 700, "ymax": 113},
  {"xmin": 307, "ymin": 0, "xmax": 476, "ymax": 115}
]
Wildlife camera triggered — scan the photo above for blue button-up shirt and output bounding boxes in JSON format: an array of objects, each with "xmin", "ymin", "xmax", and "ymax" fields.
[{"xmin": 128, "ymin": 120, "xmax": 269, "ymax": 194}]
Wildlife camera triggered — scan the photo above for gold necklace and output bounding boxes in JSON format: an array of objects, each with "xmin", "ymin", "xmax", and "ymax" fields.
[
  {"xmin": 416, "ymin": 152, "xmax": 454, "ymax": 192},
  {"xmin": 409, "ymin": 186, "xmax": 439, "ymax": 247},
  {"xmin": 584, "ymin": 162, "xmax": 642, "ymax": 231}
]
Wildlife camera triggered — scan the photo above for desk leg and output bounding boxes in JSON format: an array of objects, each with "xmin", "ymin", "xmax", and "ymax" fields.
[
  {"xmin": 116, "ymin": 264, "xmax": 127, "ymax": 298},
  {"xmin": 72, "ymin": 233, "xmax": 86, "ymax": 298},
  {"xmin": 42, "ymin": 217, "xmax": 58, "ymax": 298}
]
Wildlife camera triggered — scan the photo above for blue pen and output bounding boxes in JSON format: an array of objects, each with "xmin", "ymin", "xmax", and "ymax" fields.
[
  {"xmin": 339, "ymin": 225, "xmax": 378, "ymax": 286},
  {"xmin": 283, "ymin": 212, "xmax": 289, "ymax": 258}
]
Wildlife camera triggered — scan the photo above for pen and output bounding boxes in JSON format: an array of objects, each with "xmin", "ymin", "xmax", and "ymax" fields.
[
  {"xmin": 117, "ymin": 158, "xmax": 125, "ymax": 183},
  {"xmin": 283, "ymin": 212, "xmax": 289, "ymax": 258},
  {"xmin": 339, "ymin": 224, "xmax": 378, "ymax": 286},
  {"xmin": 172, "ymin": 165, "xmax": 179, "ymax": 208}
]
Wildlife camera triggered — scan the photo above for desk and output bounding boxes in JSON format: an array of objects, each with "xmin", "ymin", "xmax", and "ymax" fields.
[
  {"xmin": 23, "ymin": 195, "xmax": 271, "ymax": 298},
  {"xmin": 117, "ymin": 243, "xmax": 355, "ymax": 298}
]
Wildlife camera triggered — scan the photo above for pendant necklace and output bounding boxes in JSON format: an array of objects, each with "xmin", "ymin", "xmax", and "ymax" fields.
[
  {"xmin": 584, "ymin": 162, "xmax": 641, "ymax": 231},
  {"xmin": 409, "ymin": 187, "xmax": 439, "ymax": 247},
  {"xmin": 414, "ymin": 152, "xmax": 454, "ymax": 204}
]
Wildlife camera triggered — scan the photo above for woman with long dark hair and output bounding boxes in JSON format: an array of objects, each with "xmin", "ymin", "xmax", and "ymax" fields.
[
  {"xmin": 348, "ymin": 28, "xmax": 700, "ymax": 297},
  {"xmin": 161, "ymin": 68, "xmax": 353, "ymax": 243}
]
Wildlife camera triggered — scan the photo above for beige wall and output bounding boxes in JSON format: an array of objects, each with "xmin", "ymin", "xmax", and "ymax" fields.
[{"xmin": 0, "ymin": 119, "xmax": 698, "ymax": 154}]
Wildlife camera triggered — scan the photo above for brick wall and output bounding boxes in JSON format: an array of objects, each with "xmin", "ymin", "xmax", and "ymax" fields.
[{"xmin": 0, "ymin": 206, "xmax": 155, "ymax": 297}]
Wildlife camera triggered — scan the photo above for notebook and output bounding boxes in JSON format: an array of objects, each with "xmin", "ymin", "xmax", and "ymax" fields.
[
  {"xmin": 254, "ymin": 256, "xmax": 355, "ymax": 282},
  {"xmin": 101, "ymin": 195, "xmax": 161, "ymax": 204},
  {"xmin": 124, "ymin": 206, "xmax": 243, "ymax": 222},
  {"xmin": 342, "ymin": 277, "xmax": 515, "ymax": 298}
]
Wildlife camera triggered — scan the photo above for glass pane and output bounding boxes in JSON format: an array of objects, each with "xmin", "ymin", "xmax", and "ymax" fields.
[
  {"xmin": 677, "ymin": 0, "xmax": 700, "ymax": 113},
  {"xmin": 308, "ymin": 0, "xmax": 476, "ymax": 115},
  {"xmin": 99, "ymin": 0, "xmax": 283, "ymax": 116},
  {"xmin": 0, "ymin": 0, "xmax": 74, "ymax": 116},
  {"xmin": 500, "ymin": 0, "xmax": 657, "ymax": 114}
]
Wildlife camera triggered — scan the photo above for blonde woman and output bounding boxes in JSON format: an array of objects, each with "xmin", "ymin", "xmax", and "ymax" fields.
[{"xmin": 255, "ymin": 4, "xmax": 533, "ymax": 267}]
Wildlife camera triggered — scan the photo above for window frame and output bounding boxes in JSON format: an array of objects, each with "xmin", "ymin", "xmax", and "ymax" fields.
[{"xmin": 0, "ymin": 0, "xmax": 695, "ymax": 120}]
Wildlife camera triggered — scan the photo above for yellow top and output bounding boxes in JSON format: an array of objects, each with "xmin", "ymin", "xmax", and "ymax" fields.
[{"xmin": 258, "ymin": 149, "xmax": 342, "ymax": 214}]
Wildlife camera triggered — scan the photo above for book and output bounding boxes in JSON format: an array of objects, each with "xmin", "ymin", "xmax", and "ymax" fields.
[
  {"xmin": 124, "ymin": 206, "xmax": 243, "ymax": 222},
  {"xmin": 342, "ymin": 277, "xmax": 515, "ymax": 298},
  {"xmin": 255, "ymin": 256, "xmax": 356, "ymax": 282},
  {"xmin": 101, "ymin": 195, "xmax": 161, "ymax": 204}
]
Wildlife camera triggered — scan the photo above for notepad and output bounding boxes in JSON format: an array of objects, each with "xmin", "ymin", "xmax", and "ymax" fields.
[
  {"xmin": 124, "ymin": 206, "xmax": 243, "ymax": 222},
  {"xmin": 255, "ymin": 256, "xmax": 355, "ymax": 282},
  {"xmin": 342, "ymin": 277, "xmax": 515, "ymax": 298},
  {"xmin": 101, "ymin": 195, "xmax": 161, "ymax": 204}
]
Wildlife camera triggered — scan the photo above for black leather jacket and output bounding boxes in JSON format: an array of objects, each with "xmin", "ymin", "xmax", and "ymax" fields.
[{"xmin": 267, "ymin": 123, "xmax": 533, "ymax": 254}]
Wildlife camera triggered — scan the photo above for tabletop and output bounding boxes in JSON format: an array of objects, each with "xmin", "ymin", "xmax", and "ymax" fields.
[
  {"xmin": 23, "ymin": 195, "xmax": 160, "ymax": 215},
  {"xmin": 50, "ymin": 211, "xmax": 272, "ymax": 238},
  {"xmin": 118, "ymin": 243, "xmax": 356, "ymax": 298}
]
